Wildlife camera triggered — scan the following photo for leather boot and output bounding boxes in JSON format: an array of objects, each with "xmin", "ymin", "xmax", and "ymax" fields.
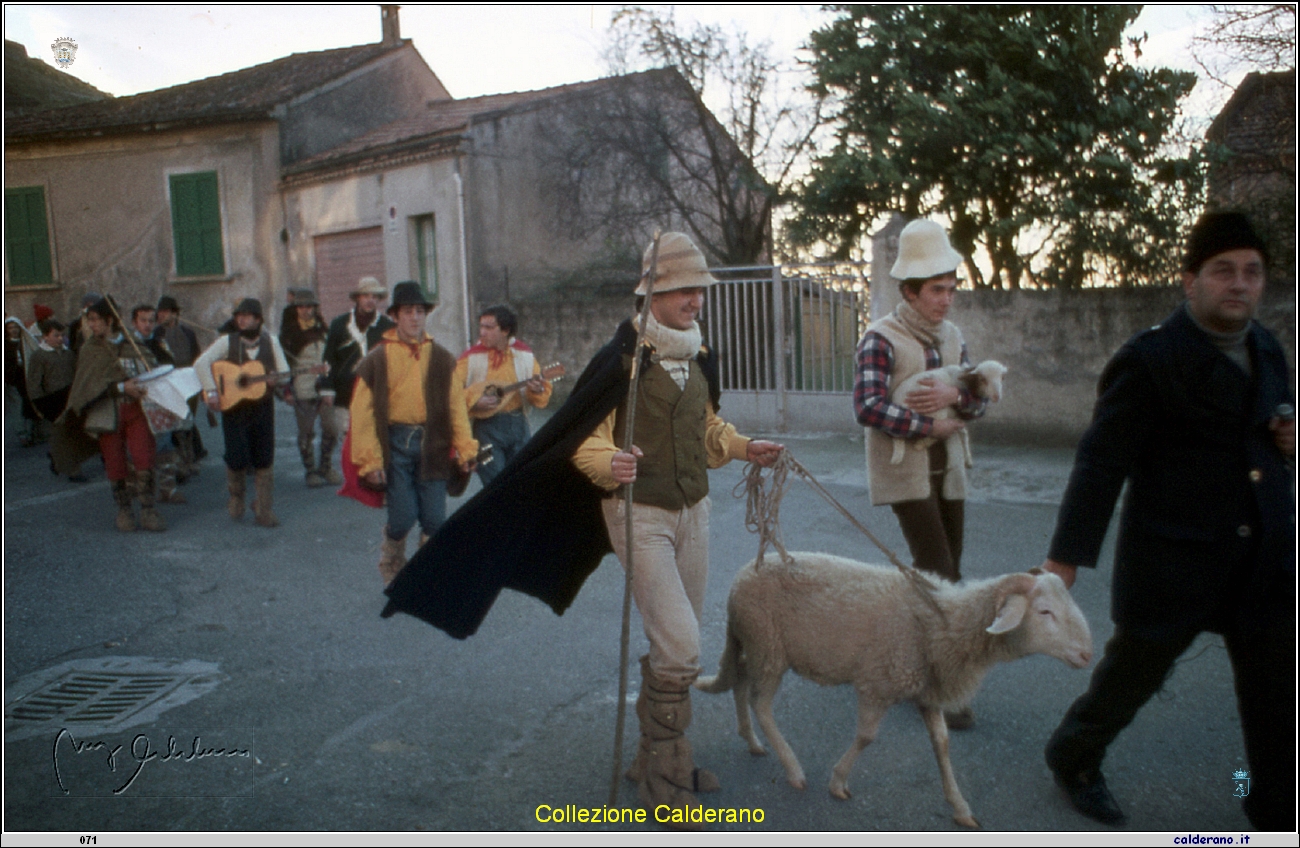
[
  {"xmin": 379, "ymin": 529, "xmax": 406, "ymax": 585},
  {"xmin": 252, "ymin": 467, "xmax": 279, "ymax": 527},
  {"xmin": 634, "ymin": 657, "xmax": 719, "ymax": 830},
  {"xmin": 227, "ymin": 468, "xmax": 246, "ymax": 519},
  {"xmin": 112, "ymin": 479, "xmax": 137, "ymax": 532},
  {"xmin": 179, "ymin": 429, "xmax": 201, "ymax": 477},
  {"xmin": 135, "ymin": 469, "xmax": 167, "ymax": 532},
  {"xmin": 156, "ymin": 451, "xmax": 186, "ymax": 504},
  {"xmin": 320, "ymin": 453, "xmax": 342, "ymax": 486},
  {"xmin": 301, "ymin": 438, "xmax": 325, "ymax": 487}
]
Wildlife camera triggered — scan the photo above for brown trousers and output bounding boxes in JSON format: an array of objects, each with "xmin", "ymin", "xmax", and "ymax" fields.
[{"xmin": 889, "ymin": 442, "xmax": 964, "ymax": 582}]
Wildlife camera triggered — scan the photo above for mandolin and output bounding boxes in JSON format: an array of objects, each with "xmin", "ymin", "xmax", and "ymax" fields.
[
  {"xmin": 465, "ymin": 362, "xmax": 565, "ymax": 420},
  {"xmin": 211, "ymin": 360, "xmax": 327, "ymax": 411}
]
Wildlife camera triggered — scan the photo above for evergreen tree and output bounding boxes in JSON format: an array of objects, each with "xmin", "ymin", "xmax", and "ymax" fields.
[{"xmin": 791, "ymin": 5, "xmax": 1203, "ymax": 288}]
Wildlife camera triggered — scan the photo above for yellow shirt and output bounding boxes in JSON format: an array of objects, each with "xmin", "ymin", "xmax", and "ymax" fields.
[
  {"xmin": 572, "ymin": 399, "xmax": 750, "ymax": 491},
  {"xmin": 351, "ymin": 334, "xmax": 478, "ymax": 476},
  {"xmin": 453, "ymin": 346, "xmax": 553, "ymax": 416}
]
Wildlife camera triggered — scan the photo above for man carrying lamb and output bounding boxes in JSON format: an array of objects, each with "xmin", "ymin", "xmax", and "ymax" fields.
[
  {"xmin": 854, "ymin": 219, "xmax": 991, "ymax": 590},
  {"xmin": 1041, "ymin": 211, "xmax": 1294, "ymax": 830}
]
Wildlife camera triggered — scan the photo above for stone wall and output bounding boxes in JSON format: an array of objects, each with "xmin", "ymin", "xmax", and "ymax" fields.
[
  {"xmin": 952, "ymin": 284, "xmax": 1295, "ymax": 445},
  {"xmin": 514, "ymin": 295, "xmax": 633, "ymax": 396},
  {"xmin": 513, "ymin": 283, "xmax": 1296, "ymax": 445}
]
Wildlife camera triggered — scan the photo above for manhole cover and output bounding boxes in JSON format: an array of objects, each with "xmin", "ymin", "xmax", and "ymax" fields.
[{"xmin": 5, "ymin": 657, "xmax": 226, "ymax": 742}]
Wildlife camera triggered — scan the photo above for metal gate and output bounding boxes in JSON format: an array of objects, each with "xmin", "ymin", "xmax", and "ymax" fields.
[{"xmin": 702, "ymin": 263, "xmax": 867, "ymax": 431}]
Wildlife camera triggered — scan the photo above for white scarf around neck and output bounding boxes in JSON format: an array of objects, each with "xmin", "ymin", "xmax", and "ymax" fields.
[
  {"xmin": 640, "ymin": 312, "xmax": 701, "ymax": 361},
  {"xmin": 638, "ymin": 312, "xmax": 701, "ymax": 390}
]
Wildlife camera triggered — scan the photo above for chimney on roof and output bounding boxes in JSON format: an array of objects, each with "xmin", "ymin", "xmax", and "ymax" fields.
[{"xmin": 381, "ymin": 5, "xmax": 401, "ymax": 46}]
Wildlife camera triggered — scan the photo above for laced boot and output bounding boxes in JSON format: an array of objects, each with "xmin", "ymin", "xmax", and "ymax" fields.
[
  {"xmin": 156, "ymin": 452, "xmax": 186, "ymax": 504},
  {"xmin": 251, "ymin": 468, "xmax": 279, "ymax": 527},
  {"xmin": 379, "ymin": 529, "xmax": 407, "ymax": 586},
  {"xmin": 112, "ymin": 479, "xmax": 137, "ymax": 532},
  {"xmin": 227, "ymin": 468, "xmax": 247, "ymax": 519},
  {"xmin": 135, "ymin": 469, "xmax": 167, "ymax": 532},
  {"xmin": 634, "ymin": 657, "xmax": 719, "ymax": 830}
]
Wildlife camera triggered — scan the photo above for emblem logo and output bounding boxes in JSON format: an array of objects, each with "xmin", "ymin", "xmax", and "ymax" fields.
[
  {"xmin": 1232, "ymin": 768, "xmax": 1250, "ymax": 798},
  {"xmin": 51, "ymin": 37, "xmax": 77, "ymax": 69}
]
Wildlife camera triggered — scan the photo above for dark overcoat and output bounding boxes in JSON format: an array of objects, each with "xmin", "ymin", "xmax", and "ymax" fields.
[
  {"xmin": 322, "ymin": 310, "xmax": 395, "ymax": 408},
  {"xmin": 1049, "ymin": 304, "xmax": 1294, "ymax": 638},
  {"xmin": 382, "ymin": 318, "xmax": 721, "ymax": 639}
]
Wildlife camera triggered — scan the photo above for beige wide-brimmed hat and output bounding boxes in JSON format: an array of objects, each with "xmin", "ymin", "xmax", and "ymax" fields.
[
  {"xmin": 890, "ymin": 219, "xmax": 963, "ymax": 281},
  {"xmin": 351, "ymin": 276, "xmax": 387, "ymax": 299},
  {"xmin": 635, "ymin": 231, "xmax": 717, "ymax": 296}
]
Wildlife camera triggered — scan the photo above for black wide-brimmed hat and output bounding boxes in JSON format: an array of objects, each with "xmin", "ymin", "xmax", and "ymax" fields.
[
  {"xmin": 233, "ymin": 298, "xmax": 263, "ymax": 319},
  {"xmin": 387, "ymin": 281, "xmax": 434, "ymax": 313},
  {"xmin": 156, "ymin": 295, "xmax": 181, "ymax": 313}
]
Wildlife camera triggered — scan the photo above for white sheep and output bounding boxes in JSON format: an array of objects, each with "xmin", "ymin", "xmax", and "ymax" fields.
[
  {"xmin": 696, "ymin": 553, "xmax": 1091, "ymax": 828},
  {"xmin": 889, "ymin": 360, "xmax": 1007, "ymax": 466}
]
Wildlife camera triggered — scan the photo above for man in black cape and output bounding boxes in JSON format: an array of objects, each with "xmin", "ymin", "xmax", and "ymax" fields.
[{"xmin": 381, "ymin": 314, "xmax": 663, "ymax": 638}]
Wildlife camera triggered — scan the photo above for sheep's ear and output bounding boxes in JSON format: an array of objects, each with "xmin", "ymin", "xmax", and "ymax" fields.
[
  {"xmin": 1027, "ymin": 567, "xmax": 1044, "ymax": 576},
  {"xmin": 988, "ymin": 594, "xmax": 1028, "ymax": 634}
]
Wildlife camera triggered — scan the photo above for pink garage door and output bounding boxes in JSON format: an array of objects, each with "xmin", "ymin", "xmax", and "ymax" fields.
[{"xmin": 314, "ymin": 227, "xmax": 385, "ymax": 323}]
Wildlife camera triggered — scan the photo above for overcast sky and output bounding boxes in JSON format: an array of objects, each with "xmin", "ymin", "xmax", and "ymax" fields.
[{"xmin": 4, "ymin": 4, "xmax": 1240, "ymax": 125}]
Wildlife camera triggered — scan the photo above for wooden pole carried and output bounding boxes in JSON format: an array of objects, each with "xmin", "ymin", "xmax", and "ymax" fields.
[{"xmin": 608, "ymin": 229, "xmax": 662, "ymax": 805}]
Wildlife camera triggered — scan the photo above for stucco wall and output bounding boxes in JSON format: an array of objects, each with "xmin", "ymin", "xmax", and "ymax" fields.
[
  {"xmin": 4, "ymin": 122, "xmax": 286, "ymax": 334},
  {"xmin": 280, "ymin": 46, "xmax": 450, "ymax": 166},
  {"xmin": 282, "ymin": 156, "xmax": 470, "ymax": 353}
]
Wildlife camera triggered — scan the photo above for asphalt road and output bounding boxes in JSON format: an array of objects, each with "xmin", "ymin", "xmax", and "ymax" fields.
[{"xmin": 3, "ymin": 406, "xmax": 1260, "ymax": 835}]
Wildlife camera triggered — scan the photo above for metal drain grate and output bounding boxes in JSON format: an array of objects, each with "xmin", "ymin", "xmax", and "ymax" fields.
[
  {"xmin": 5, "ymin": 657, "xmax": 226, "ymax": 742},
  {"xmin": 8, "ymin": 672, "xmax": 183, "ymax": 724}
]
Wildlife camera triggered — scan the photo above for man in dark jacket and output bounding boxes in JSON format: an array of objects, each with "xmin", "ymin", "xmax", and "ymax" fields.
[
  {"xmin": 1041, "ymin": 211, "xmax": 1294, "ymax": 830},
  {"xmin": 322, "ymin": 276, "xmax": 394, "ymax": 431}
]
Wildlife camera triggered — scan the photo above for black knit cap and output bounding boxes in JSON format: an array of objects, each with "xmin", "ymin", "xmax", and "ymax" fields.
[
  {"xmin": 1184, "ymin": 211, "xmax": 1268, "ymax": 274},
  {"xmin": 156, "ymin": 295, "xmax": 181, "ymax": 313}
]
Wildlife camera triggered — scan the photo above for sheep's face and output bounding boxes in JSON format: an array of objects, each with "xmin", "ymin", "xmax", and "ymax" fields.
[
  {"xmin": 975, "ymin": 362, "xmax": 1007, "ymax": 403},
  {"xmin": 988, "ymin": 573, "xmax": 1092, "ymax": 668}
]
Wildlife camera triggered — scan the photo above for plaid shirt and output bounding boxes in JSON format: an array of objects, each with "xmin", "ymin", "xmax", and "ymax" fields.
[{"xmin": 853, "ymin": 331, "xmax": 985, "ymax": 439}]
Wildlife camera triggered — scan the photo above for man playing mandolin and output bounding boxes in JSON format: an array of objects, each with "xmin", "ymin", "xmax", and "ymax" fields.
[
  {"xmin": 195, "ymin": 298, "xmax": 293, "ymax": 528},
  {"xmin": 454, "ymin": 305, "xmax": 554, "ymax": 486}
]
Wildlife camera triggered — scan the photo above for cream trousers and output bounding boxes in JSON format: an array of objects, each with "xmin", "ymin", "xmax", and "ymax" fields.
[{"xmin": 602, "ymin": 496, "xmax": 711, "ymax": 688}]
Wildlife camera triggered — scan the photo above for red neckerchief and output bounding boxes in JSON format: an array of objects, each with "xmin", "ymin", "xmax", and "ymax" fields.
[{"xmin": 459, "ymin": 338, "xmax": 533, "ymax": 370}]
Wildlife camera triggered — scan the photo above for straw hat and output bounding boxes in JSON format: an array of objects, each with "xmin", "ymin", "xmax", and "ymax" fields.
[
  {"xmin": 635, "ymin": 231, "xmax": 717, "ymax": 296},
  {"xmin": 351, "ymin": 276, "xmax": 388, "ymax": 299}
]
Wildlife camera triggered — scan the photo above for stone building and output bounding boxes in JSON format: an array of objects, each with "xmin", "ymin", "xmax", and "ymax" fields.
[{"xmin": 4, "ymin": 8, "xmax": 765, "ymax": 360}]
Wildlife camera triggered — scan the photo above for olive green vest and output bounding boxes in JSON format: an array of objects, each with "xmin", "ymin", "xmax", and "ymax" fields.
[{"xmin": 613, "ymin": 358, "xmax": 709, "ymax": 510}]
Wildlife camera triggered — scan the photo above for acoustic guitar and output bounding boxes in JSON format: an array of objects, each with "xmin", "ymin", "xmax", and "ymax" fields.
[
  {"xmin": 465, "ymin": 362, "xmax": 566, "ymax": 420},
  {"xmin": 211, "ymin": 360, "xmax": 327, "ymax": 411}
]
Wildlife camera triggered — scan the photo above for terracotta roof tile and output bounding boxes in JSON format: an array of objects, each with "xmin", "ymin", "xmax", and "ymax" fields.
[{"xmin": 6, "ymin": 41, "xmax": 406, "ymax": 141}]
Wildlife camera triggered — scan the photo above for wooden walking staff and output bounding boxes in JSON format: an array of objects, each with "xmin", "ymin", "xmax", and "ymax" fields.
[
  {"xmin": 609, "ymin": 229, "xmax": 663, "ymax": 804},
  {"xmin": 100, "ymin": 296, "xmax": 152, "ymax": 372}
]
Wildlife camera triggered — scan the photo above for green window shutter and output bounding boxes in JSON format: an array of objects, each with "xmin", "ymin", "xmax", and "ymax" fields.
[
  {"xmin": 4, "ymin": 186, "xmax": 53, "ymax": 286},
  {"xmin": 169, "ymin": 172, "xmax": 225, "ymax": 276}
]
